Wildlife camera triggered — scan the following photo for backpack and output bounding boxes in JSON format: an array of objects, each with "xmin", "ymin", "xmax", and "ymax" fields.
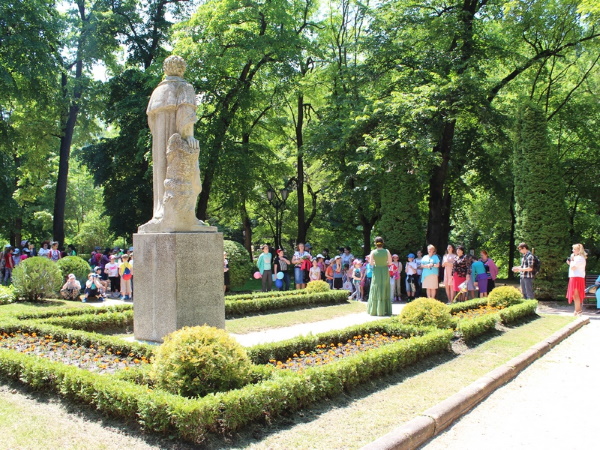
[{"xmin": 531, "ymin": 254, "xmax": 541, "ymax": 276}]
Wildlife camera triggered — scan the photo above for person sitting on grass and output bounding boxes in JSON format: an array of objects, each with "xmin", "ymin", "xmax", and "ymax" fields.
[{"xmin": 60, "ymin": 273, "xmax": 81, "ymax": 300}]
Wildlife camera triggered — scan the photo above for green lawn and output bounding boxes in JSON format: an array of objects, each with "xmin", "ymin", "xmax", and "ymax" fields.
[{"xmin": 226, "ymin": 301, "xmax": 365, "ymax": 334}]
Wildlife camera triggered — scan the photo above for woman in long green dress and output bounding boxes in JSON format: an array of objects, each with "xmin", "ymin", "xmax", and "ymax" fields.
[{"xmin": 367, "ymin": 236, "xmax": 393, "ymax": 316}]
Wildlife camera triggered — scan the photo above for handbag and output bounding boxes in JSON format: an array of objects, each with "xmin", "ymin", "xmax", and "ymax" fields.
[{"xmin": 585, "ymin": 285, "xmax": 598, "ymax": 294}]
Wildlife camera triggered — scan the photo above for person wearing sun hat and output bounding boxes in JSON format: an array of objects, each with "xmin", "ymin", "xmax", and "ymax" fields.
[
  {"xmin": 119, "ymin": 254, "xmax": 134, "ymax": 300},
  {"xmin": 61, "ymin": 273, "xmax": 82, "ymax": 300}
]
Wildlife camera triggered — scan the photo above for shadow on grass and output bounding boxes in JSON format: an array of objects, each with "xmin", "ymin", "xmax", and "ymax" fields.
[
  {"xmin": 0, "ymin": 379, "xmax": 197, "ymax": 450},
  {"xmin": 202, "ymin": 351, "xmax": 458, "ymax": 449},
  {"xmin": 226, "ymin": 300, "xmax": 351, "ymax": 320}
]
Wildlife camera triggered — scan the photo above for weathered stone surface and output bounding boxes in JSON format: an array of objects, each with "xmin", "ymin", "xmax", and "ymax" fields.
[
  {"xmin": 139, "ymin": 54, "xmax": 213, "ymax": 234},
  {"xmin": 133, "ymin": 232, "xmax": 225, "ymax": 342}
]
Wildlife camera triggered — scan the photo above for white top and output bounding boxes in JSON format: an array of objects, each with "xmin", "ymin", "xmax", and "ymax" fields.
[
  {"xmin": 105, "ymin": 262, "xmax": 119, "ymax": 278},
  {"xmin": 568, "ymin": 255, "xmax": 586, "ymax": 278},
  {"xmin": 405, "ymin": 261, "xmax": 418, "ymax": 275}
]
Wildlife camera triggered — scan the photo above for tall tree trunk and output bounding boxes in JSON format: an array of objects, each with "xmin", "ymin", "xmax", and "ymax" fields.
[
  {"xmin": 296, "ymin": 93, "xmax": 306, "ymax": 244},
  {"xmin": 508, "ymin": 186, "xmax": 517, "ymax": 280},
  {"xmin": 426, "ymin": 119, "xmax": 455, "ymax": 253},
  {"xmin": 54, "ymin": 55, "xmax": 83, "ymax": 246}
]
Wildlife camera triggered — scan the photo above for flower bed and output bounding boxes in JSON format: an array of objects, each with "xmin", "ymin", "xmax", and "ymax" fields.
[
  {"xmin": 0, "ymin": 314, "xmax": 451, "ymax": 444},
  {"xmin": 268, "ymin": 331, "xmax": 408, "ymax": 371},
  {"xmin": 0, "ymin": 330, "xmax": 148, "ymax": 374}
]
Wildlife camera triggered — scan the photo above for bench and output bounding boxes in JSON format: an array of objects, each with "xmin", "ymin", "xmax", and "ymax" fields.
[{"xmin": 584, "ymin": 273, "xmax": 599, "ymax": 306}]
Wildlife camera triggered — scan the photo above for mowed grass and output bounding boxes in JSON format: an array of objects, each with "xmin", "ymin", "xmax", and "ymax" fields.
[
  {"xmin": 226, "ymin": 300, "xmax": 365, "ymax": 334},
  {"xmin": 0, "ymin": 299, "xmax": 90, "ymax": 317},
  {"xmin": 218, "ymin": 314, "xmax": 576, "ymax": 449}
]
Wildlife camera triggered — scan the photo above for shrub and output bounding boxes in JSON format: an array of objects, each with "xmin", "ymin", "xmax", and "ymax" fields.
[
  {"xmin": 487, "ymin": 286, "xmax": 523, "ymax": 309},
  {"xmin": 498, "ymin": 300, "xmax": 538, "ymax": 324},
  {"xmin": 56, "ymin": 256, "xmax": 91, "ymax": 285},
  {"xmin": 150, "ymin": 326, "xmax": 252, "ymax": 398},
  {"xmin": 457, "ymin": 313, "xmax": 499, "ymax": 341},
  {"xmin": 224, "ymin": 240, "xmax": 253, "ymax": 289},
  {"xmin": 305, "ymin": 280, "xmax": 330, "ymax": 293},
  {"xmin": 11, "ymin": 257, "xmax": 62, "ymax": 301},
  {"xmin": 399, "ymin": 297, "xmax": 452, "ymax": 328},
  {"xmin": 0, "ymin": 285, "xmax": 16, "ymax": 305}
]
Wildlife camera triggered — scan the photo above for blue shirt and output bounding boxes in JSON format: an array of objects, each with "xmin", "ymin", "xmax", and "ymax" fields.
[{"xmin": 421, "ymin": 254, "xmax": 440, "ymax": 280}]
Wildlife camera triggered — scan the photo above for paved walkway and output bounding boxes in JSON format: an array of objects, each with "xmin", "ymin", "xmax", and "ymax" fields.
[
  {"xmin": 232, "ymin": 302, "xmax": 406, "ymax": 347},
  {"xmin": 422, "ymin": 315, "xmax": 600, "ymax": 449}
]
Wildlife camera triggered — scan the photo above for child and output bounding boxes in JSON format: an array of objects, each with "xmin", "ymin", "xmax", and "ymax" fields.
[
  {"xmin": 119, "ymin": 254, "xmax": 133, "ymax": 300},
  {"xmin": 104, "ymin": 255, "xmax": 120, "ymax": 298},
  {"xmin": 82, "ymin": 273, "xmax": 102, "ymax": 302},
  {"xmin": 309, "ymin": 259, "xmax": 321, "ymax": 282},
  {"xmin": 60, "ymin": 273, "xmax": 81, "ymax": 300},
  {"xmin": 405, "ymin": 253, "xmax": 418, "ymax": 301},
  {"xmin": 350, "ymin": 260, "xmax": 363, "ymax": 300},
  {"xmin": 2, "ymin": 247, "xmax": 14, "ymax": 285},
  {"xmin": 48, "ymin": 241, "xmax": 61, "ymax": 262}
]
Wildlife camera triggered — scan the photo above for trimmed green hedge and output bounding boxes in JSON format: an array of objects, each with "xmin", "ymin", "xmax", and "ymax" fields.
[
  {"xmin": 16, "ymin": 304, "xmax": 133, "ymax": 321},
  {"xmin": 448, "ymin": 298, "xmax": 489, "ymax": 314},
  {"xmin": 227, "ymin": 289, "xmax": 309, "ymax": 301},
  {"xmin": 457, "ymin": 313, "xmax": 499, "ymax": 341},
  {"xmin": 498, "ymin": 299, "xmax": 538, "ymax": 324},
  {"xmin": 225, "ymin": 290, "xmax": 349, "ymax": 318},
  {"xmin": 41, "ymin": 310, "xmax": 134, "ymax": 333},
  {"xmin": 455, "ymin": 299, "xmax": 539, "ymax": 341},
  {"xmin": 0, "ymin": 325, "xmax": 452, "ymax": 444}
]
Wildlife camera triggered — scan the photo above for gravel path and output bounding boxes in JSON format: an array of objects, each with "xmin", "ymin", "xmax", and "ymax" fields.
[{"xmin": 422, "ymin": 315, "xmax": 600, "ymax": 449}]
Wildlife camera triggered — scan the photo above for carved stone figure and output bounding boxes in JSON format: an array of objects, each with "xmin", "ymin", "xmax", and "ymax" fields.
[{"xmin": 139, "ymin": 55, "xmax": 210, "ymax": 233}]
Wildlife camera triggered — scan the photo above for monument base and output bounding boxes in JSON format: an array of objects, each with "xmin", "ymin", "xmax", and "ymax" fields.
[{"xmin": 133, "ymin": 232, "xmax": 225, "ymax": 342}]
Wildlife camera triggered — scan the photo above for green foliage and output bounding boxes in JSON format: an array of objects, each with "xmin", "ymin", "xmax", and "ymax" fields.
[
  {"xmin": 498, "ymin": 300, "xmax": 538, "ymax": 324},
  {"xmin": 224, "ymin": 240, "xmax": 253, "ymax": 289},
  {"xmin": 225, "ymin": 290, "xmax": 349, "ymax": 318},
  {"xmin": 305, "ymin": 280, "xmax": 330, "ymax": 293},
  {"xmin": 56, "ymin": 256, "xmax": 91, "ymax": 285},
  {"xmin": 42, "ymin": 310, "xmax": 133, "ymax": 333},
  {"xmin": 399, "ymin": 297, "xmax": 453, "ymax": 329},
  {"xmin": 448, "ymin": 298, "xmax": 490, "ymax": 314},
  {"xmin": 150, "ymin": 326, "xmax": 253, "ymax": 398},
  {"xmin": 457, "ymin": 314, "xmax": 499, "ymax": 341},
  {"xmin": 487, "ymin": 286, "xmax": 524, "ymax": 309},
  {"xmin": 513, "ymin": 101, "xmax": 569, "ymax": 299},
  {"xmin": 11, "ymin": 257, "xmax": 62, "ymax": 301},
  {"xmin": 0, "ymin": 285, "xmax": 16, "ymax": 305}
]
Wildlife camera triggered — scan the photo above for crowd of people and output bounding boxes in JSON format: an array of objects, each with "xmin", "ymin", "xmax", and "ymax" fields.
[
  {"xmin": 251, "ymin": 241, "xmax": 502, "ymax": 305},
  {"xmin": 0, "ymin": 241, "xmax": 134, "ymax": 302}
]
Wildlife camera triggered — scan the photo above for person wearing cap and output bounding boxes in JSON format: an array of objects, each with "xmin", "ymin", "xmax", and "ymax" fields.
[
  {"xmin": 405, "ymin": 254, "xmax": 418, "ymax": 301},
  {"xmin": 390, "ymin": 254, "xmax": 402, "ymax": 302},
  {"xmin": 292, "ymin": 243, "xmax": 311, "ymax": 289},
  {"xmin": 20, "ymin": 248, "xmax": 30, "ymax": 262},
  {"xmin": 83, "ymin": 272, "xmax": 104, "ymax": 302},
  {"xmin": 105, "ymin": 255, "xmax": 121, "ymax": 298},
  {"xmin": 274, "ymin": 249, "xmax": 291, "ymax": 291},
  {"xmin": 256, "ymin": 244, "xmax": 273, "ymax": 292},
  {"xmin": 61, "ymin": 274, "xmax": 82, "ymax": 300},
  {"xmin": 12, "ymin": 248, "xmax": 21, "ymax": 267}
]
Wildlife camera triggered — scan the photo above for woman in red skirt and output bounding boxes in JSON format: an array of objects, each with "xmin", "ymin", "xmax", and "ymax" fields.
[{"xmin": 566, "ymin": 243, "xmax": 586, "ymax": 316}]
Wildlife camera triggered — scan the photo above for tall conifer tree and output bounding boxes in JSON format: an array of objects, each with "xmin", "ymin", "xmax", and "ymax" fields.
[{"xmin": 513, "ymin": 101, "xmax": 569, "ymax": 299}]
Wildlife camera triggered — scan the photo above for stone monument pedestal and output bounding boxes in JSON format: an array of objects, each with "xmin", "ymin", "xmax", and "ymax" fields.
[{"xmin": 133, "ymin": 231, "xmax": 225, "ymax": 342}]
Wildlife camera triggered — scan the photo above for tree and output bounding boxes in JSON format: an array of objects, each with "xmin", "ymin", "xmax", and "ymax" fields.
[{"xmin": 513, "ymin": 101, "xmax": 569, "ymax": 299}]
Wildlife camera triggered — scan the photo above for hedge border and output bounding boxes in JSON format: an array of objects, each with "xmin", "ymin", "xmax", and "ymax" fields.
[
  {"xmin": 225, "ymin": 290, "xmax": 349, "ymax": 318},
  {"xmin": 0, "ymin": 317, "xmax": 452, "ymax": 444}
]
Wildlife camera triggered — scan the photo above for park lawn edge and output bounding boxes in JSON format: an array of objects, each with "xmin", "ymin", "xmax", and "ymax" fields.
[{"xmin": 0, "ymin": 300, "xmax": 537, "ymax": 444}]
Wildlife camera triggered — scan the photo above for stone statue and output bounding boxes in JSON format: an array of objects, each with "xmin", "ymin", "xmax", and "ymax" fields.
[{"xmin": 139, "ymin": 55, "xmax": 211, "ymax": 233}]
